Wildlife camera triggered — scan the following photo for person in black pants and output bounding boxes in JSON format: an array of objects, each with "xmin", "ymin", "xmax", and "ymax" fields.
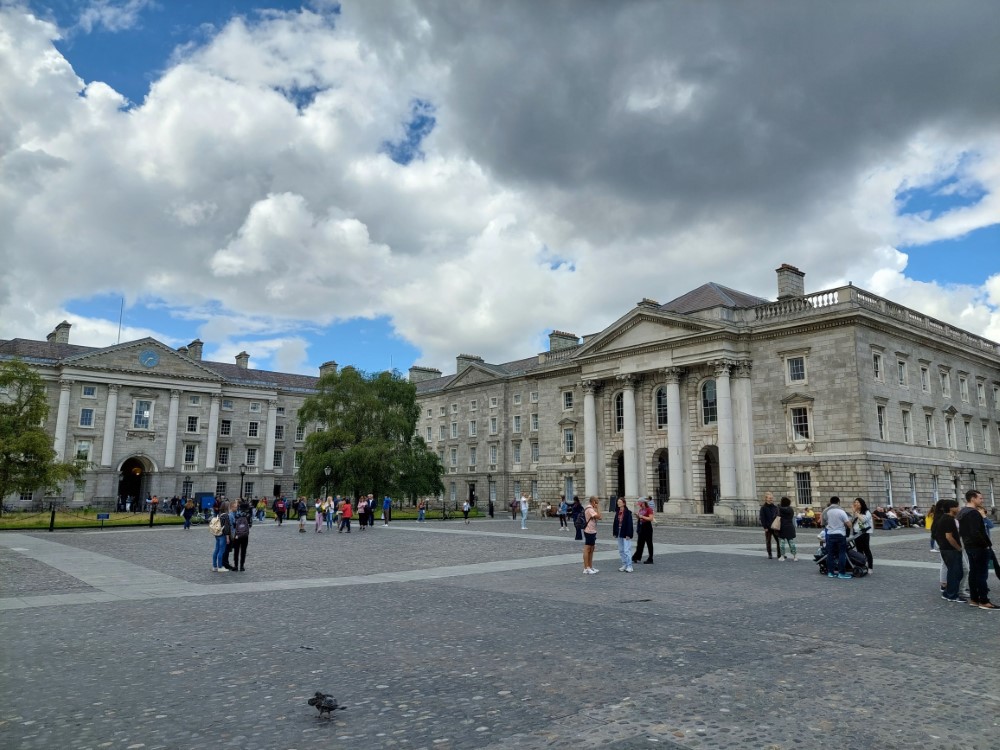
[
  {"xmin": 933, "ymin": 499, "xmax": 965, "ymax": 601},
  {"xmin": 230, "ymin": 507, "xmax": 250, "ymax": 571},
  {"xmin": 958, "ymin": 490, "xmax": 997, "ymax": 610},
  {"xmin": 851, "ymin": 497, "xmax": 874, "ymax": 572},
  {"xmin": 759, "ymin": 492, "xmax": 780, "ymax": 559},
  {"xmin": 632, "ymin": 498, "xmax": 655, "ymax": 564}
]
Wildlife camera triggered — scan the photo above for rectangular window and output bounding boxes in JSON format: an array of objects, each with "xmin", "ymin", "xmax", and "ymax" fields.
[
  {"xmin": 513, "ymin": 393, "xmax": 522, "ymax": 406},
  {"xmin": 872, "ymin": 352, "xmax": 883, "ymax": 380},
  {"xmin": 248, "ymin": 421, "xmax": 259, "ymax": 438},
  {"xmin": 222, "ymin": 399, "xmax": 234, "ymax": 410},
  {"xmin": 133, "ymin": 400, "xmax": 152, "ymax": 429},
  {"xmin": 994, "ymin": 386, "xmax": 1000, "ymax": 409},
  {"xmin": 982, "ymin": 423, "xmax": 991, "ymax": 453},
  {"xmin": 897, "ymin": 360, "xmax": 907, "ymax": 387},
  {"xmin": 787, "ymin": 356, "xmax": 806, "ymax": 383},
  {"xmin": 489, "ymin": 444, "xmax": 498, "ymax": 465},
  {"xmin": 244, "ymin": 481, "xmax": 254, "ymax": 499},
  {"xmin": 512, "ymin": 415, "xmax": 521, "ymax": 433},
  {"xmin": 530, "ymin": 441, "xmax": 539, "ymax": 462},
  {"xmin": 294, "ymin": 451, "xmax": 303, "ymax": 469},
  {"xmin": 490, "ymin": 417, "xmax": 498, "ymax": 434},
  {"xmin": 941, "ymin": 371, "xmax": 951, "ymax": 397},
  {"xmin": 977, "ymin": 382, "xmax": 986, "ymax": 406},
  {"xmin": 217, "ymin": 446, "xmax": 230, "ymax": 466},
  {"xmin": 791, "ymin": 407, "xmax": 810, "ymax": 440},
  {"xmin": 990, "ymin": 478, "xmax": 996, "ymax": 508},
  {"xmin": 469, "ymin": 447, "xmax": 477, "ymax": 466},
  {"xmin": 530, "ymin": 413, "xmax": 539, "ymax": 431},
  {"xmin": 184, "ymin": 444, "xmax": 197, "ymax": 464},
  {"xmin": 75, "ymin": 440, "xmax": 91, "ymax": 462},
  {"xmin": 469, "ymin": 420, "xmax": 477, "ymax": 437},
  {"xmin": 909, "ymin": 473, "xmax": 918, "ymax": 505},
  {"xmin": 440, "ymin": 425, "xmax": 447, "ymax": 440},
  {"xmin": 79, "ymin": 408, "xmax": 95, "ymax": 427},
  {"xmin": 216, "ymin": 481, "xmax": 227, "ymax": 499},
  {"xmin": 960, "ymin": 377, "xmax": 969, "ymax": 402},
  {"xmin": 531, "ymin": 480, "xmax": 538, "ymax": 500},
  {"xmin": 220, "ymin": 419, "xmax": 232, "ymax": 436},
  {"xmin": 186, "ymin": 416, "xmax": 199, "ymax": 433},
  {"xmin": 512, "ymin": 481, "xmax": 521, "ymax": 500},
  {"xmin": 794, "ymin": 471, "xmax": 813, "ymax": 506},
  {"xmin": 469, "ymin": 399, "xmax": 477, "ymax": 411},
  {"xmin": 189, "ymin": 395, "xmax": 201, "ymax": 406},
  {"xmin": 451, "ymin": 403, "xmax": 458, "ymax": 414},
  {"xmin": 964, "ymin": 420, "xmax": 973, "ymax": 451},
  {"xmin": 249, "ymin": 401, "xmax": 261, "ymax": 413},
  {"xmin": 81, "ymin": 385, "xmax": 96, "ymax": 398},
  {"xmin": 426, "ymin": 408, "xmax": 432, "ymax": 417},
  {"xmin": 295, "ymin": 424, "xmax": 305, "ymax": 441},
  {"xmin": 563, "ymin": 428, "xmax": 575, "ymax": 453},
  {"xmin": 19, "ymin": 491, "xmax": 33, "ymax": 503},
  {"xmin": 925, "ymin": 414, "xmax": 936, "ymax": 446},
  {"xmin": 426, "ymin": 426, "xmax": 432, "ymax": 441},
  {"xmin": 274, "ymin": 425, "xmax": 284, "ymax": 440},
  {"xmin": 945, "ymin": 417, "xmax": 955, "ymax": 448},
  {"xmin": 530, "ymin": 391, "xmax": 538, "ymax": 403},
  {"xmin": 902, "ymin": 409, "xmax": 912, "ymax": 444},
  {"xmin": 876, "ymin": 405, "xmax": 887, "ymax": 440},
  {"xmin": 245, "ymin": 447, "xmax": 257, "ymax": 466},
  {"xmin": 512, "ymin": 443, "xmax": 522, "ymax": 464},
  {"xmin": 490, "ymin": 396, "xmax": 498, "ymax": 408},
  {"xmin": 884, "ymin": 470, "xmax": 893, "ymax": 507},
  {"xmin": 450, "ymin": 448, "xmax": 457, "ymax": 467},
  {"xmin": 450, "ymin": 422, "xmax": 458, "ymax": 439},
  {"xmin": 439, "ymin": 406, "xmax": 447, "ymax": 416},
  {"xmin": 920, "ymin": 367, "xmax": 930, "ymax": 393},
  {"xmin": 931, "ymin": 474, "xmax": 939, "ymax": 502},
  {"xmin": 563, "ymin": 391, "xmax": 574, "ymax": 410},
  {"xmin": 273, "ymin": 450, "xmax": 283, "ymax": 468}
]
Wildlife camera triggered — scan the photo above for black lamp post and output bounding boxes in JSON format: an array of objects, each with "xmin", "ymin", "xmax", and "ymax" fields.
[
  {"xmin": 970, "ymin": 468, "xmax": 977, "ymax": 488},
  {"xmin": 239, "ymin": 463, "xmax": 247, "ymax": 500},
  {"xmin": 324, "ymin": 465, "xmax": 332, "ymax": 499},
  {"xmin": 487, "ymin": 474, "xmax": 494, "ymax": 518}
]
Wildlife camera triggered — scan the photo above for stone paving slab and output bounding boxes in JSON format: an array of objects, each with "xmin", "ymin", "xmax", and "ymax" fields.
[{"xmin": 1, "ymin": 522, "xmax": 998, "ymax": 749}]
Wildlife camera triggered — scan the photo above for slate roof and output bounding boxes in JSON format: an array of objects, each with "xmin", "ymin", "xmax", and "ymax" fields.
[{"xmin": 659, "ymin": 282, "xmax": 768, "ymax": 315}]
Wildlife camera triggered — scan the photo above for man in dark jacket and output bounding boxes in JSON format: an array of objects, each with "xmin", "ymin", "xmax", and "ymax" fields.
[
  {"xmin": 612, "ymin": 497, "xmax": 635, "ymax": 573},
  {"xmin": 957, "ymin": 490, "xmax": 997, "ymax": 610},
  {"xmin": 759, "ymin": 492, "xmax": 780, "ymax": 560}
]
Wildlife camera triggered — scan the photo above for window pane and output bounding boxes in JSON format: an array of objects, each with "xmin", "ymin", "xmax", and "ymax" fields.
[{"xmin": 702, "ymin": 381, "xmax": 717, "ymax": 424}]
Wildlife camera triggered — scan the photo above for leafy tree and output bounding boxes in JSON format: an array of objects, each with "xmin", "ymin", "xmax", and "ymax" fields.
[
  {"xmin": 0, "ymin": 360, "xmax": 83, "ymax": 512},
  {"xmin": 297, "ymin": 367, "xmax": 443, "ymax": 502}
]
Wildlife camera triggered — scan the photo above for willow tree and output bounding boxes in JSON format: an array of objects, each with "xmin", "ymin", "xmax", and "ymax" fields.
[
  {"xmin": 0, "ymin": 360, "xmax": 83, "ymax": 512},
  {"xmin": 296, "ymin": 367, "xmax": 443, "ymax": 501}
]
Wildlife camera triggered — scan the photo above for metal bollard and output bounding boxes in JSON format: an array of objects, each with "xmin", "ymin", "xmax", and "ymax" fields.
[{"xmin": 49, "ymin": 503, "xmax": 55, "ymax": 532}]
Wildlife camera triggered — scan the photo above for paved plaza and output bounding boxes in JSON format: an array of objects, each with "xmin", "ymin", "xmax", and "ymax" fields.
[{"xmin": 1, "ymin": 517, "xmax": 998, "ymax": 750}]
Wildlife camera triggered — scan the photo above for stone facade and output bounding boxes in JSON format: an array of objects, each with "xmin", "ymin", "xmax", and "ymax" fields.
[{"xmin": 414, "ymin": 268, "xmax": 1000, "ymax": 516}]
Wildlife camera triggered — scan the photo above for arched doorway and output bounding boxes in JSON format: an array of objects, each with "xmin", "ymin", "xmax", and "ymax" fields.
[
  {"xmin": 613, "ymin": 451, "xmax": 625, "ymax": 500},
  {"xmin": 118, "ymin": 456, "xmax": 151, "ymax": 510},
  {"xmin": 701, "ymin": 446, "xmax": 720, "ymax": 514},
  {"xmin": 656, "ymin": 450, "xmax": 669, "ymax": 510}
]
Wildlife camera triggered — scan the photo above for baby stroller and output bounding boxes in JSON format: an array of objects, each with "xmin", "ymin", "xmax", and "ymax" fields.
[{"xmin": 813, "ymin": 532, "xmax": 868, "ymax": 577}]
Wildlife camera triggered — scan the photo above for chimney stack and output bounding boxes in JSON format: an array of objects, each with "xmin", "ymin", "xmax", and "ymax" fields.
[
  {"xmin": 548, "ymin": 330, "xmax": 579, "ymax": 351},
  {"xmin": 187, "ymin": 339, "xmax": 203, "ymax": 360},
  {"xmin": 776, "ymin": 264, "xmax": 805, "ymax": 299},
  {"xmin": 456, "ymin": 354, "xmax": 484, "ymax": 373},
  {"xmin": 319, "ymin": 361, "xmax": 338, "ymax": 378},
  {"xmin": 235, "ymin": 351, "xmax": 250, "ymax": 369},
  {"xmin": 409, "ymin": 365, "xmax": 443, "ymax": 384},
  {"xmin": 47, "ymin": 321, "xmax": 72, "ymax": 344}
]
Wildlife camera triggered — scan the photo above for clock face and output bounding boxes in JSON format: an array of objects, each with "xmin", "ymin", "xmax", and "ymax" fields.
[{"xmin": 138, "ymin": 349, "xmax": 160, "ymax": 368}]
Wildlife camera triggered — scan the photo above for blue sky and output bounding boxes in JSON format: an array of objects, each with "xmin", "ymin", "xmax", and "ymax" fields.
[{"xmin": 3, "ymin": 1, "xmax": 999, "ymax": 375}]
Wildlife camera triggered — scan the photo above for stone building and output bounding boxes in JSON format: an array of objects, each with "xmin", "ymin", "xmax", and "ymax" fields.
[
  {"xmin": 0, "ymin": 327, "xmax": 335, "ymax": 507},
  {"xmin": 413, "ymin": 265, "xmax": 1000, "ymax": 516}
]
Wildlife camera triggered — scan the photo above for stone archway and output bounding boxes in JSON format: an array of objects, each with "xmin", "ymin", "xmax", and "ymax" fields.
[
  {"xmin": 700, "ymin": 446, "xmax": 720, "ymax": 514},
  {"xmin": 117, "ymin": 455, "xmax": 154, "ymax": 510}
]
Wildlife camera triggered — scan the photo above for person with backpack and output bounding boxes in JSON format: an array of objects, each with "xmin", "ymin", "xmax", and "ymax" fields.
[
  {"xmin": 297, "ymin": 498, "xmax": 308, "ymax": 532},
  {"xmin": 209, "ymin": 501, "xmax": 228, "ymax": 572},
  {"xmin": 182, "ymin": 499, "xmax": 195, "ymax": 530},
  {"xmin": 274, "ymin": 497, "xmax": 286, "ymax": 526},
  {"xmin": 230, "ymin": 501, "xmax": 252, "ymax": 571},
  {"xmin": 570, "ymin": 496, "xmax": 585, "ymax": 541}
]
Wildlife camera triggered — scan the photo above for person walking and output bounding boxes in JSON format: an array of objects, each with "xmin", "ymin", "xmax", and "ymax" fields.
[
  {"xmin": 759, "ymin": 491, "xmax": 780, "ymax": 559},
  {"xmin": 824, "ymin": 497, "xmax": 853, "ymax": 580},
  {"xmin": 570, "ymin": 496, "xmax": 584, "ymax": 541},
  {"xmin": 632, "ymin": 499, "xmax": 655, "ymax": 564},
  {"xmin": 256, "ymin": 498, "xmax": 267, "ymax": 523},
  {"xmin": 417, "ymin": 499, "xmax": 426, "ymax": 523},
  {"xmin": 357, "ymin": 496, "xmax": 368, "ymax": 531},
  {"xmin": 612, "ymin": 497, "xmax": 634, "ymax": 573},
  {"xmin": 777, "ymin": 496, "xmax": 797, "ymax": 561},
  {"xmin": 851, "ymin": 497, "xmax": 874, "ymax": 572},
  {"xmin": 383, "ymin": 495, "xmax": 393, "ymax": 525},
  {"xmin": 274, "ymin": 497, "xmax": 286, "ymax": 526},
  {"xmin": 582, "ymin": 496, "xmax": 602, "ymax": 574},
  {"xmin": 339, "ymin": 498, "xmax": 353, "ymax": 533},
  {"xmin": 182, "ymin": 499, "xmax": 195, "ymax": 530},
  {"xmin": 519, "ymin": 492, "xmax": 530, "ymax": 530},
  {"xmin": 210, "ymin": 500, "xmax": 229, "ymax": 572},
  {"xmin": 933, "ymin": 499, "xmax": 966, "ymax": 602},
  {"xmin": 557, "ymin": 495, "xmax": 569, "ymax": 530},
  {"xmin": 325, "ymin": 497, "xmax": 335, "ymax": 531},
  {"xmin": 957, "ymin": 490, "xmax": 997, "ymax": 610},
  {"xmin": 462, "ymin": 499, "xmax": 471, "ymax": 524},
  {"xmin": 297, "ymin": 498, "xmax": 308, "ymax": 533}
]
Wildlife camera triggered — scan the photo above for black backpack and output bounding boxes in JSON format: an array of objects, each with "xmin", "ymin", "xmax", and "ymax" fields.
[
  {"xmin": 574, "ymin": 510, "xmax": 588, "ymax": 531},
  {"xmin": 233, "ymin": 514, "xmax": 250, "ymax": 539}
]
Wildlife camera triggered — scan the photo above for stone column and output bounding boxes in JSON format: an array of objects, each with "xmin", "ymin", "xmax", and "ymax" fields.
[
  {"xmin": 618, "ymin": 374, "xmax": 639, "ymax": 500},
  {"xmin": 264, "ymin": 400, "xmax": 278, "ymax": 471},
  {"xmin": 205, "ymin": 393, "xmax": 221, "ymax": 469},
  {"xmin": 53, "ymin": 379, "xmax": 73, "ymax": 461},
  {"xmin": 100, "ymin": 384, "xmax": 120, "ymax": 467},
  {"xmin": 664, "ymin": 367, "xmax": 686, "ymax": 504},
  {"xmin": 732, "ymin": 361, "xmax": 756, "ymax": 501},
  {"xmin": 583, "ymin": 380, "xmax": 599, "ymax": 498},
  {"xmin": 164, "ymin": 389, "xmax": 180, "ymax": 469},
  {"xmin": 714, "ymin": 361, "xmax": 737, "ymax": 500}
]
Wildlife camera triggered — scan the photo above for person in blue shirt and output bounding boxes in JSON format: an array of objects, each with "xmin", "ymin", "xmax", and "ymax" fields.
[{"xmin": 382, "ymin": 495, "xmax": 392, "ymax": 525}]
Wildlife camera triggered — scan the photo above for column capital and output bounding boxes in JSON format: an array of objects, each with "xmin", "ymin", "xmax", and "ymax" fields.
[
  {"xmin": 268, "ymin": 399, "xmax": 279, "ymax": 409},
  {"xmin": 616, "ymin": 373, "xmax": 637, "ymax": 389},
  {"xmin": 210, "ymin": 393, "xmax": 222, "ymax": 402},
  {"xmin": 170, "ymin": 389, "xmax": 182, "ymax": 398},
  {"xmin": 581, "ymin": 379, "xmax": 600, "ymax": 394},
  {"xmin": 662, "ymin": 367, "xmax": 685, "ymax": 385},
  {"xmin": 59, "ymin": 379, "xmax": 74, "ymax": 389},
  {"xmin": 711, "ymin": 359, "xmax": 735, "ymax": 378},
  {"xmin": 108, "ymin": 383, "xmax": 121, "ymax": 393},
  {"xmin": 733, "ymin": 360, "xmax": 753, "ymax": 379}
]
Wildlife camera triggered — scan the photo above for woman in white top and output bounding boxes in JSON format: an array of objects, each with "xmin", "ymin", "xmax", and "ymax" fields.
[{"xmin": 852, "ymin": 497, "xmax": 874, "ymax": 573}]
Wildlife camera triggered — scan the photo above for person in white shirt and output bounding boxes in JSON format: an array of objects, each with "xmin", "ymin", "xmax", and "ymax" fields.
[
  {"xmin": 824, "ymin": 496, "xmax": 853, "ymax": 579},
  {"xmin": 519, "ymin": 493, "xmax": 530, "ymax": 529}
]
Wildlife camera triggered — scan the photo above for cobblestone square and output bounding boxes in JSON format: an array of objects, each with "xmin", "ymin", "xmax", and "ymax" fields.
[{"xmin": 1, "ymin": 519, "xmax": 998, "ymax": 749}]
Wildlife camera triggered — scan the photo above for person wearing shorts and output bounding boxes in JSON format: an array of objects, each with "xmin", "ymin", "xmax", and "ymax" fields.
[{"xmin": 582, "ymin": 496, "xmax": 602, "ymax": 574}]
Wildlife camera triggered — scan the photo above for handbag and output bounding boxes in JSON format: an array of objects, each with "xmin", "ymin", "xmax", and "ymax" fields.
[{"xmin": 769, "ymin": 515, "xmax": 781, "ymax": 532}]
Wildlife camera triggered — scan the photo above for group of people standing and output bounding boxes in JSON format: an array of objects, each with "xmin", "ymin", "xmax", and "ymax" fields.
[
  {"xmin": 580, "ymin": 495, "xmax": 656, "ymax": 575},
  {"xmin": 931, "ymin": 490, "xmax": 997, "ymax": 609},
  {"xmin": 209, "ymin": 498, "xmax": 253, "ymax": 572}
]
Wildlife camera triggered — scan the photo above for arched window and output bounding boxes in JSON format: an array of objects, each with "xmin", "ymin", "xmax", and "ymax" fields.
[
  {"xmin": 655, "ymin": 387, "xmax": 668, "ymax": 429},
  {"xmin": 702, "ymin": 380, "xmax": 717, "ymax": 425},
  {"xmin": 614, "ymin": 392, "xmax": 624, "ymax": 432}
]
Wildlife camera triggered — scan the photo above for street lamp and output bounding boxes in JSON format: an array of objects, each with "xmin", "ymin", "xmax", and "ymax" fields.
[
  {"xmin": 239, "ymin": 463, "xmax": 247, "ymax": 500},
  {"xmin": 970, "ymin": 468, "xmax": 977, "ymax": 488},
  {"xmin": 324, "ymin": 465, "xmax": 332, "ymax": 499}
]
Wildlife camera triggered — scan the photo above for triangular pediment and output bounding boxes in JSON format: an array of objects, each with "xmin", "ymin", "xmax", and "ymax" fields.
[
  {"xmin": 443, "ymin": 363, "xmax": 502, "ymax": 389},
  {"xmin": 574, "ymin": 310, "xmax": 723, "ymax": 359},
  {"xmin": 60, "ymin": 338, "xmax": 224, "ymax": 381}
]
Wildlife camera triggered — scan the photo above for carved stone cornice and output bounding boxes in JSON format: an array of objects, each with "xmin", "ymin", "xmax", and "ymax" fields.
[
  {"xmin": 662, "ymin": 367, "xmax": 684, "ymax": 385},
  {"xmin": 268, "ymin": 400, "xmax": 279, "ymax": 409},
  {"xmin": 170, "ymin": 389, "xmax": 182, "ymax": 398},
  {"xmin": 211, "ymin": 393, "xmax": 222, "ymax": 402},
  {"xmin": 711, "ymin": 359, "xmax": 736, "ymax": 378}
]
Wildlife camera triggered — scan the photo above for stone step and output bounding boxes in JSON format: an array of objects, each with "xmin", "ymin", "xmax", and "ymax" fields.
[{"xmin": 659, "ymin": 514, "xmax": 730, "ymax": 527}]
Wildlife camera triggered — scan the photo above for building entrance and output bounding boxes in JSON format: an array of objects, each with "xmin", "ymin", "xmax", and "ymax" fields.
[{"xmin": 117, "ymin": 457, "xmax": 149, "ymax": 508}]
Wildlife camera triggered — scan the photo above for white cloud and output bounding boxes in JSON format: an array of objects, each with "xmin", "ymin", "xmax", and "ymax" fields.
[{"xmin": 77, "ymin": 0, "xmax": 154, "ymax": 34}]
